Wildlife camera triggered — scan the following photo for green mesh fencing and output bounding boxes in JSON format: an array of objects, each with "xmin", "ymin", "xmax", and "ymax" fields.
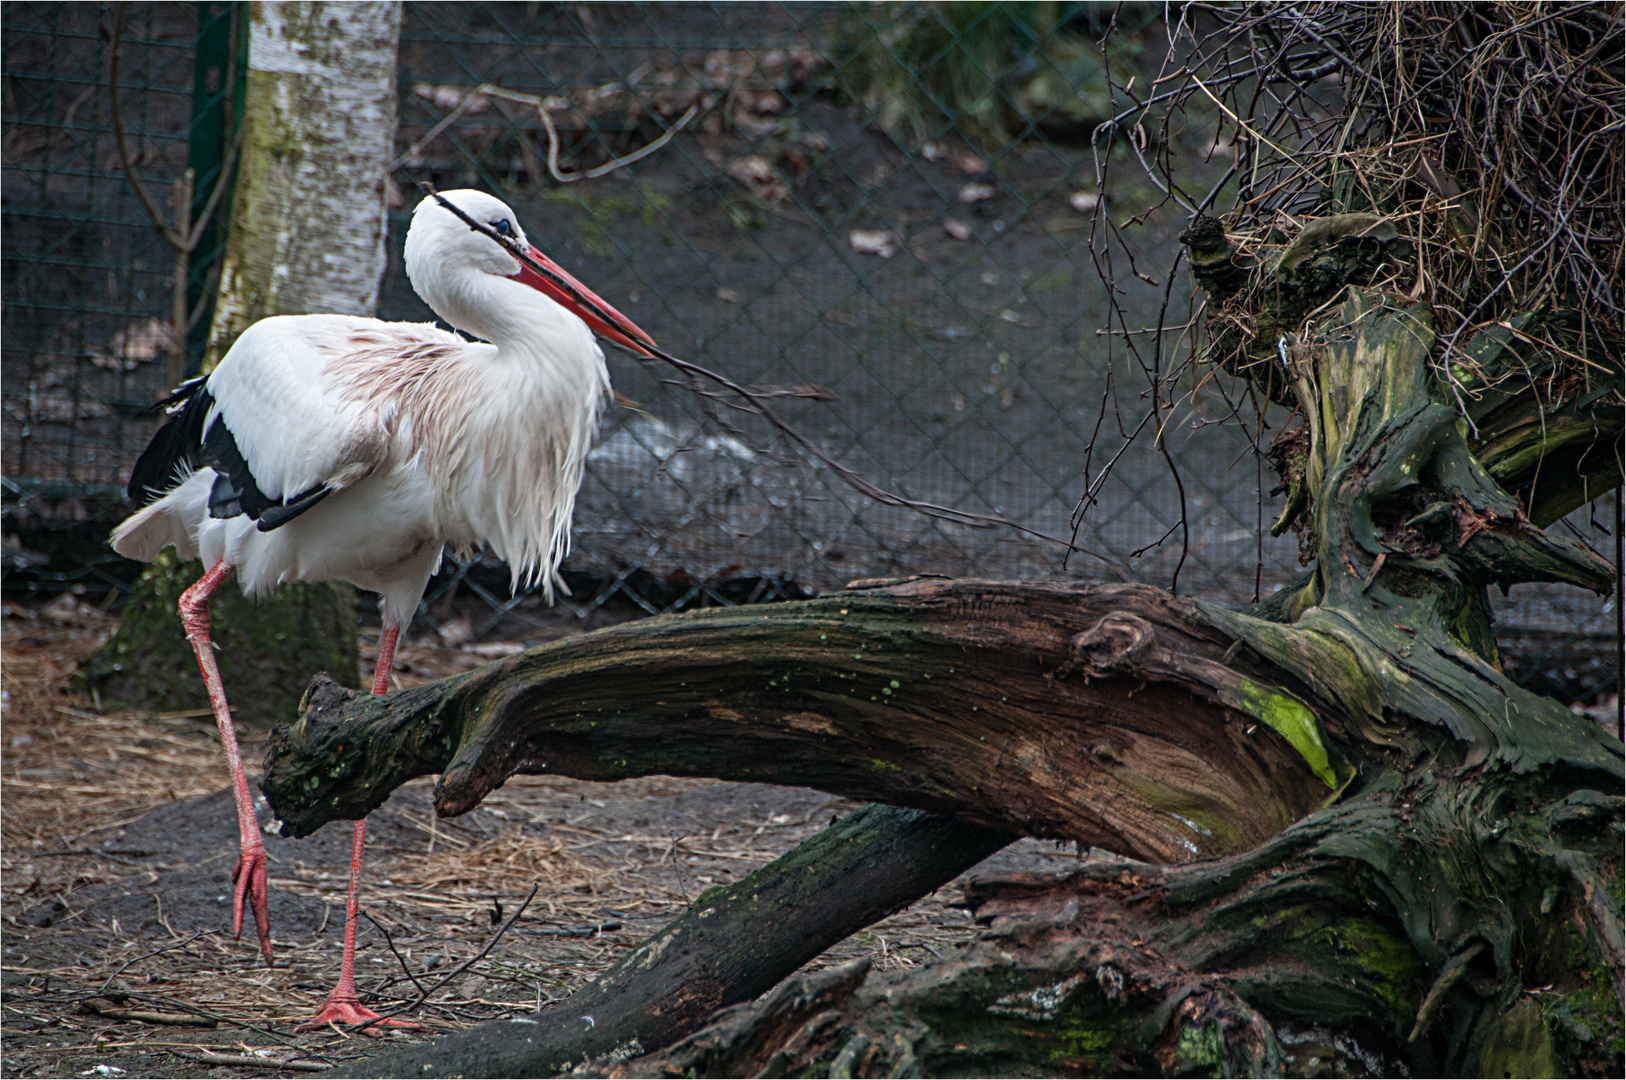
[{"xmin": 2, "ymin": 2, "xmax": 1617, "ymax": 706}]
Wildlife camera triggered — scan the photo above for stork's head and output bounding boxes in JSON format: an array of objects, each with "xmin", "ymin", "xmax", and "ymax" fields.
[{"xmin": 404, "ymin": 189, "xmax": 655, "ymax": 357}]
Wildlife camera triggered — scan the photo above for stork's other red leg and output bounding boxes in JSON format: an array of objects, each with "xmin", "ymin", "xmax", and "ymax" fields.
[
  {"xmin": 297, "ymin": 617, "xmax": 416, "ymax": 1031},
  {"xmin": 371, "ymin": 620, "xmax": 399, "ymax": 695},
  {"xmin": 179, "ymin": 559, "xmax": 272, "ymax": 965}
]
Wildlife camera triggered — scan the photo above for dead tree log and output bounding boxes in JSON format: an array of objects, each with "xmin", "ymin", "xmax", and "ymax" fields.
[
  {"xmin": 545, "ymin": 283, "xmax": 1615, "ymax": 1079},
  {"xmin": 266, "ymin": 579, "xmax": 1340, "ymax": 862},
  {"xmin": 335, "ymin": 803, "xmax": 1013, "ymax": 1078}
]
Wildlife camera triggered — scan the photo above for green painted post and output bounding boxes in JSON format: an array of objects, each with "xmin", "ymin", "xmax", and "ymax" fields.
[{"xmin": 183, "ymin": 1, "xmax": 246, "ymax": 376}]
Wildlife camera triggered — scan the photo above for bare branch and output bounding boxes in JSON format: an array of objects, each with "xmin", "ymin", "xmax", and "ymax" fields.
[
  {"xmin": 421, "ymin": 184, "xmax": 1129, "ymax": 575},
  {"xmin": 391, "ymin": 82, "xmax": 698, "ymax": 180}
]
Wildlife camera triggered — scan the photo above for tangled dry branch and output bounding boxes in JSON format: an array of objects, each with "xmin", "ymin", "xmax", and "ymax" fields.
[
  {"xmin": 1078, "ymin": 1, "xmax": 1622, "ymax": 580},
  {"xmin": 1157, "ymin": 2, "xmax": 1618, "ymax": 380}
]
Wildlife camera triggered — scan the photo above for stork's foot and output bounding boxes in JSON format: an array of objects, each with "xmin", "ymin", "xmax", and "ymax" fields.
[
  {"xmin": 293, "ymin": 987, "xmax": 419, "ymax": 1034},
  {"xmin": 232, "ymin": 842, "xmax": 272, "ymax": 965}
]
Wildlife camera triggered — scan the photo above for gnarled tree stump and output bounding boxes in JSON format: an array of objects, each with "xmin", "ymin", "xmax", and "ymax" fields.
[{"xmin": 265, "ymin": 272, "xmax": 1620, "ymax": 1078}]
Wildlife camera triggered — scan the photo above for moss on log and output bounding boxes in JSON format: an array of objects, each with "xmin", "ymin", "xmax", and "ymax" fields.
[
  {"xmin": 568, "ymin": 263, "xmax": 1623, "ymax": 1080},
  {"xmin": 599, "ymin": 772, "xmax": 1621, "ymax": 1078}
]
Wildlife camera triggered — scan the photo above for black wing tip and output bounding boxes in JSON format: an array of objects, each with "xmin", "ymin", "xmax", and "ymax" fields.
[
  {"xmin": 255, "ymin": 486, "xmax": 334, "ymax": 531},
  {"xmin": 127, "ymin": 383, "xmax": 214, "ymax": 505},
  {"xmin": 131, "ymin": 378, "xmax": 334, "ymax": 532},
  {"xmin": 203, "ymin": 417, "xmax": 334, "ymax": 532}
]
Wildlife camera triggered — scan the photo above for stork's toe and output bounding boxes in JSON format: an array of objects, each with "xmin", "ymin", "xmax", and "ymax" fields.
[{"xmin": 232, "ymin": 843, "xmax": 272, "ymax": 965}]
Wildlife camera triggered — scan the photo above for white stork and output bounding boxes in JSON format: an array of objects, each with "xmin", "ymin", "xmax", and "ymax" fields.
[{"xmin": 111, "ymin": 189, "xmax": 654, "ymax": 1029}]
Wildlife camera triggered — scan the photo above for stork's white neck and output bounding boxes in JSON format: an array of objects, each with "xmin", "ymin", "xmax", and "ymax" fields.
[{"xmin": 419, "ymin": 264, "xmax": 597, "ymax": 366}]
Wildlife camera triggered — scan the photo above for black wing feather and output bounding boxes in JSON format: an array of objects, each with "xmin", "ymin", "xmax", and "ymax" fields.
[
  {"xmin": 127, "ymin": 378, "xmax": 211, "ymax": 506},
  {"xmin": 127, "ymin": 376, "xmax": 331, "ymax": 533},
  {"xmin": 253, "ymin": 486, "xmax": 334, "ymax": 531}
]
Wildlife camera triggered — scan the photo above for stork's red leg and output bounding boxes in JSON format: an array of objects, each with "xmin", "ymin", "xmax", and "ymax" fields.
[
  {"xmin": 371, "ymin": 620, "xmax": 399, "ymax": 696},
  {"xmin": 297, "ymin": 618, "xmax": 417, "ymax": 1031},
  {"xmin": 179, "ymin": 559, "xmax": 272, "ymax": 965}
]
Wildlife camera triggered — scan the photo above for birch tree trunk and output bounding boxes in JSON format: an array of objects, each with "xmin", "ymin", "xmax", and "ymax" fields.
[
  {"xmin": 90, "ymin": 2, "xmax": 403, "ymax": 728},
  {"xmin": 204, "ymin": 0, "xmax": 401, "ymax": 360}
]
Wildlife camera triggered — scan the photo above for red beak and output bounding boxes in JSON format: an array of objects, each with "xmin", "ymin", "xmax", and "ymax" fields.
[{"xmin": 513, "ymin": 246, "xmax": 657, "ymax": 358}]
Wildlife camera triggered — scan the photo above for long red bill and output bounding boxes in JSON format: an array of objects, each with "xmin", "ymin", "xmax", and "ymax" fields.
[{"xmin": 513, "ymin": 246, "xmax": 657, "ymax": 359}]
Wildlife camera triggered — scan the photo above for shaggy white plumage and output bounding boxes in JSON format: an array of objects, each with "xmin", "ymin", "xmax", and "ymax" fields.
[{"xmin": 112, "ymin": 189, "xmax": 613, "ymax": 627}]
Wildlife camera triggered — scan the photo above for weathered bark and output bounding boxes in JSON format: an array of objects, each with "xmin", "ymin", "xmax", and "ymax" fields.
[
  {"xmin": 603, "ymin": 780, "xmax": 1620, "ymax": 1078},
  {"xmin": 1181, "ymin": 216, "xmax": 1624, "ymax": 534},
  {"xmin": 548, "ymin": 281, "xmax": 1619, "ymax": 1078},
  {"xmin": 94, "ymin": 2, "xmax": 402, "ymax": 724},
  {"xmin": 339, "ymin": 804, "xmax": 1015, "ymax": 1079},
  {"xmin": 266, "ymin": 579, "xmax": 1340, "ymax": 863}
]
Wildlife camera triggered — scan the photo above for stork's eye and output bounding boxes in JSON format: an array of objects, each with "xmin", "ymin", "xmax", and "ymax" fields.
[{"xmin": 490, "ymin": 219, "xmax": 514, "ymax": 237}]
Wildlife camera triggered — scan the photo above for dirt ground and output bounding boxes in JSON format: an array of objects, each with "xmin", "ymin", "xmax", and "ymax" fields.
[{"xmin": 0, "ymin": 597, "xmax": 1086, "ymax": 1078}]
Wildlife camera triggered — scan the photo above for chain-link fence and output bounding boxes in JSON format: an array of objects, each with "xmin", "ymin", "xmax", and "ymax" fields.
[{"xmin": 3, "ymin": 1, "xmax": 1618, "ymax": 705}]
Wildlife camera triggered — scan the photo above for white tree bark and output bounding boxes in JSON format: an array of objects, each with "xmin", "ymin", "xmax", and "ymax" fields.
[{"xmin": 205, "ymin": 0, "xmax": 402, "ymax": 366}]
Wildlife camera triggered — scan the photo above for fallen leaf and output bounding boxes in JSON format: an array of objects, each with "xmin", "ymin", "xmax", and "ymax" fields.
[
  {"xmin": 731, "ymin": 108, "xmax": 780, "ymax": 138},
  {"xmin": 958, "ymin": 182, "xmax": 996, "ymax": 204},
  {"xmin": 942, "ymin": 217, "xmax": 972, "ymax": 241},
  {"xmin": 954, "ymin": 153, "xmax": 987, "ymax": 174},
  {"xmin": 726, "ymin": 155, "xmax": 788, "ymax": 201},
  {"xmin": 848, "ymin": 229, "xmax": 897, "ymax": 258},
  {"xmin": 438, "ymin": 617, "xmax": 474, "ymax": 647},
  {"xmin": 921, "ymin": 142, "xmax": 949, "ymax": 160},
  {"xmin": 752, "ymin": 90, "xmax": 787, "ymax": 114},
  {"xmin": 1068, "ymin": 191, "xmax": 1101, "ymax": 213},
  {"xmin": 1414, "ymin": 154, "xmax": 1462, "ymax": 200},
  {"xmin": 716, "ymin": 287, "xmax": 740, "ymax": 304},
  {"xmin": 727, "ymin": 155, "xmax": 775, "ymax": 185},
  {"xmin": 41, "ymin": 593, "xmax": 112, "ymax": 626}
]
